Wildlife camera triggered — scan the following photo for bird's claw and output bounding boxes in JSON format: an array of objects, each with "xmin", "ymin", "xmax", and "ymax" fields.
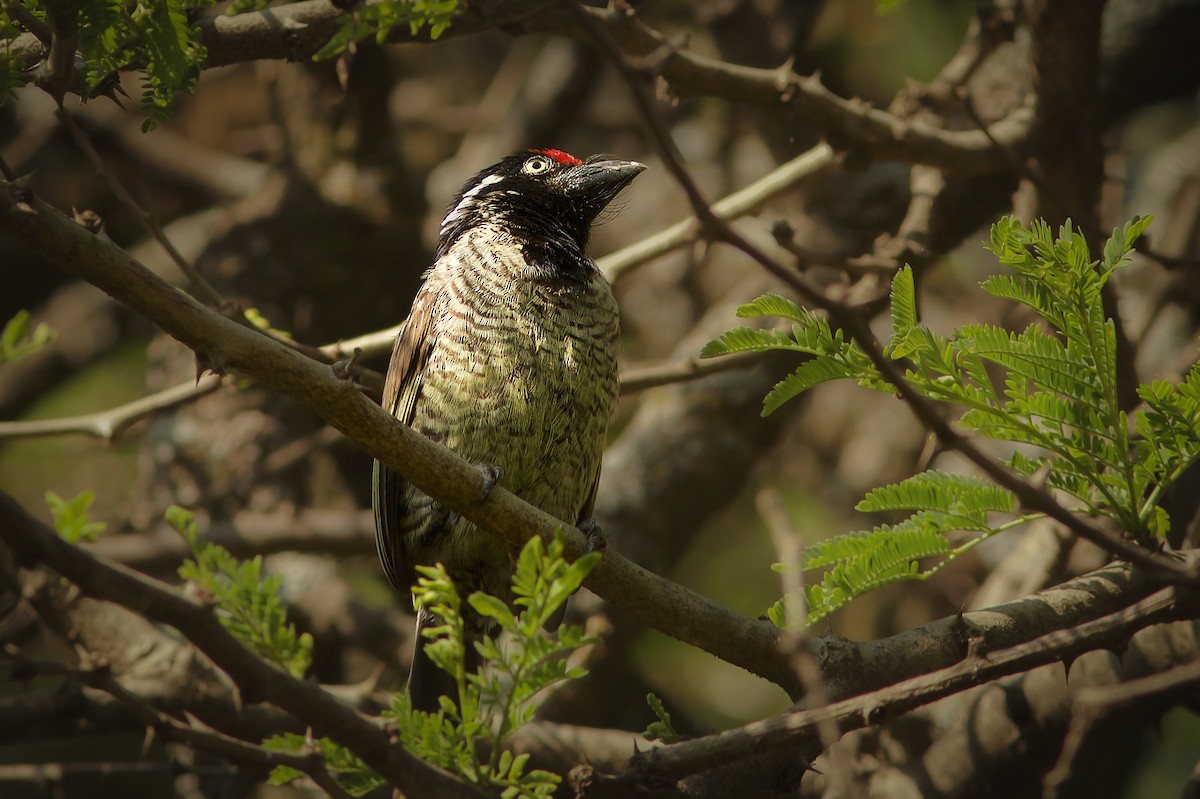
[
  {"xmin": 578, "ymin": 518, "xmax": 607, "ymax": 553},
  {"xmin": 477, "ymin": 463, "xmax": 500, "ymax": 504}
]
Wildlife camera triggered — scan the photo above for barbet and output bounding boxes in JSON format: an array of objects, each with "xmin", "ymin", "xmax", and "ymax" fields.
[{"xmin": 373, "ymin": 149, "xmax": 645, "ymax": 710}]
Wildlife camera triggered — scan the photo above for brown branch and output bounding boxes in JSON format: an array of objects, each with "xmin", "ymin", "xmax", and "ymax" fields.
[
  {"xmin": 598, "ymin": 143, "xmax": 837, "ymax": 284},
  {"xmin": 1, "ymin": 651, "xmax": 354, "ymax": 799},
  {"xmin": 0, "ymin": 491, "xmax": 484, "ymax": 799},
  {"xmin": 617, "ymin": 351, "xmax": 760, "ymax": 395},
  {"xmin": 87, "ymin": 508, "xmax": 375, "ymax": 573},
  {"xmin": 0, "ymin": 374, "xmax": 223, "ymax": 441},
  {"xmin": 56, "ymin": 108, "xmax": 228, "ymax": 310},
  {"xmin": 1046, "ymin": 654, "xmax": 1200, "ymax": 797},
  {"xmin": 198, "ymin": 0, "xmax": 550, "ymax": 68},
  {"xmin": 574, "ymin": 3, "xmax": 1197, "ymax": 584},
  {"xmin": 538, "ymin": 4, "xmax": 1034, "ymax": 175},
  {"xmin": 37, "ymin": 0, "xmax": 77, "ymax": 105},
  {"xmin": 0, "ymin": 179, "xmax": 799, "ymax": 696},
  {"xmin": 597, "ymin": 583, "xmax": 1198, "ymax": 792}
]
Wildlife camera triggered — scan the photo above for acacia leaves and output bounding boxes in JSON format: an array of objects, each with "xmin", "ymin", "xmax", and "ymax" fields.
[
  {"xmin": 0, "ymin": 0, "xmax": 461, "ymax": 126},
  {"xmin": 708, "ymin": 216, "xmax": 1200, "ymax": 626}
]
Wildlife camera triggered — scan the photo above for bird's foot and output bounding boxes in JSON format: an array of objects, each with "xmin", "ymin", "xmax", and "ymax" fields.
[
  {"xmin": 578, "ymin": 518, "xmax": 607, "ymax": 553},
  {"xmin": 476, "ymin": 463, "xmax": 500, "ymax": 504},
  {"xmin": 331, "ymin": 347, "xmax": 363, "ymax": 383}
]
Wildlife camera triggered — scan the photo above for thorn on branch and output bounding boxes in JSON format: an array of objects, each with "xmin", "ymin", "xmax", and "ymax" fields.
[
  {"xmin": 195, "ymin": 352, "xmax": 228, "ymax": 382},
  {"xmin": 10, "ymin": 184, "xmax": 35, "ymax": 213},
  {"xmin": 72, "ymin": 207, "xmax": 103, "ymax": 234},
  {"xmin": 331, "ymin": 347, "xmax": 363, "ymax": 383}
]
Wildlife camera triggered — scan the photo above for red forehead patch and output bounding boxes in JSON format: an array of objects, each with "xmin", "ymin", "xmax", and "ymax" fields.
[{"xmin": 530, "ymin": 148, "xmax": 583, "ymax": 166}]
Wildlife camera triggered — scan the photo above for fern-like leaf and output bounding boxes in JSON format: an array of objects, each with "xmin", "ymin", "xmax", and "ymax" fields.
[{"xmin": 761, "ymin": 358, "xmax": 857, "ymax": 416}]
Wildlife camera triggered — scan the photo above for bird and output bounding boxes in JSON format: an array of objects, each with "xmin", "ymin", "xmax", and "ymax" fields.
[{"xmin": 372, "ymin": 148, "xmax": 645, "ymax": 712}]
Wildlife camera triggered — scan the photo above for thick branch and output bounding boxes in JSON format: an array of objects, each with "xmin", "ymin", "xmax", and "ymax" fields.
[
  {"xmin": 599, "ymin": 582, "xmax": 1198, "ymax": 791},
  {"xmin": 537, "ymin": 4, "xmax": 1033, "ymax": 175}
]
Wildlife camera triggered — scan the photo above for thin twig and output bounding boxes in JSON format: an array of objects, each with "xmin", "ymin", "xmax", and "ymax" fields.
[
  {"xmin": 1044, "ymin": 657, "xmax": 1200, "ymax": 797},
  {"xmin": 55, "ymin": 108, "xmax": 228, "ymax": 309},
  {"xmin": 539, "ymin": 3, "xmax": 1035, "ymax": 175},
  {"xmin": 0, "ymin": 374, "xmax": 222, "ymax": 441},
  {"xmin": 0, "ymin": 343, "xmax": 753, "ymax": 444},
  {"xmin": 619, "ymin": 351, "xmax": 759, "ymax": 395},
  {"xmin": 599, "ymin": 143, "xmax": 837, "ymax": 284}
]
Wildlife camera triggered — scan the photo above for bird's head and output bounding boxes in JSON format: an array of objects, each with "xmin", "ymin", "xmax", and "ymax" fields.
[{"xmin": 437, "ymin": 149, "xmax": 646, "ymax": 260}]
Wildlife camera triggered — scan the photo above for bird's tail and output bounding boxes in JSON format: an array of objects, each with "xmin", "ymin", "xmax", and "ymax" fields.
[{"xmin": 407, "ymin": 606, "xmax": 481, "ymax": 713}]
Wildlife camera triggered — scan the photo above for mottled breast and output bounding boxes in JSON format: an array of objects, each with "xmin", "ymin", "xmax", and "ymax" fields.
[{"xmin": 409, "ymin": 226, "xmax": 620, "ymax": 590}]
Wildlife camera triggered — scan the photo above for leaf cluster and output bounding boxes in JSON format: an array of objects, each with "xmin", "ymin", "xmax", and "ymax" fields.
[
  {"xmin": 46, "ymin": 490, "xmax": 107, "ymax": 543},
  {"xmin": 0, "ymin": 1, "xmax": 461, "ymax": 128},
  {"xmin": 386, "ymin": 532, "xmax": 600, "ymax": 798},
  {"xmin": 264, "ymin": 734, "xmax": 385, "ymax": 797},
  {"xmin": 167, "ymin": 505, "xmax": 313, "ymax": 679},
  {"xmin": 1, "ymin": 310, "xmax": 56, "ymax": 364},
  {"xmin": 706, "ymin": 217, "xmax": 1200, "ymax": 625},
  {"xmin": 267, "ymin": 531, "xmax": 599, "ymax": 798},
  {"xmin": 312, "ymin": 0, "xmax": 461, "ymax": 61},
  {"xmin": 643, "ymin": 693, "xmax": 681, "ymax": 743}
]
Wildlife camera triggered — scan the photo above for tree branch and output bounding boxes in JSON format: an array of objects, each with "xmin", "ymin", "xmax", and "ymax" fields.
[
  {"xmin": 0, "ymin": 491, "xmax": 483, "ymax": 799},
  {"xmin": 538, "ymin": 3, "xmax": 1034, "ymax": 175},
  {"xmin": 594, "ymin": 581, "xmax": 1198, "ymax": 792},
  {"xmin": 598, "ymin": 143, "xmax": 836, "ymax": 284},
  {"xmin": 0, "ymin": 374, "xmax": 222, "ymax": 441}
]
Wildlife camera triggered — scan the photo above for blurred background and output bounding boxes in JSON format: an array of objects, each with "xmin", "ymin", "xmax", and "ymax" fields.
[{"xmin": 2, "ymin": 0, "xmax": 1199, "ymax": 797}]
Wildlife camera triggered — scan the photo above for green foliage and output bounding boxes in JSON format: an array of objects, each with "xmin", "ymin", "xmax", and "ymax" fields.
[
  {"xmin": 708, "ymin": 216, "xmax": 1200, "ymax": 626},
  {"xmin": 0, "ymin": 310, "xmax": 56, "ymax": 364},
  {"xmin": 700, "ymin": 294, "xmax": 886, "ymax": 416},
  {"xmin": 46, "ymin": 490, "xmax": 107, "ymax": 543},
  {"xmin": 168, "ymin": 505, "xmax": 313, "ymax": 679},
  {"xmin": 242, "ymin": 307, "xmax": 292, "ymax": 339},
  {"xmin": 391, "ymin": 531, "xmax": 599, "ymax": 798},
  {"xmin": 0, "ymin": 0, "xmax": 460, "ymax": 121},
  {"xmin": 264, "ymin": 734, "xmax": 384, "ymax": 797},
  {"xmin": 267, "ymin": 531, "xmax": 599, "ymax": 798},
  {"xmin": 0, "ymin": 4, "xmax": 30, "ymax": 103},
  {"xmin": 643, "ymin": 693, "xmax": 680, "ymax": 743},
  {"xmin": 312, "ymin": 0, "xmax": 462, "ymax": 61}
]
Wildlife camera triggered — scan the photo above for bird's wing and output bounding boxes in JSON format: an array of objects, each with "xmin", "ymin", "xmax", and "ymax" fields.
[{"xmin": 373, "ymin": 288, "xmax": 440, "ymax": 592}]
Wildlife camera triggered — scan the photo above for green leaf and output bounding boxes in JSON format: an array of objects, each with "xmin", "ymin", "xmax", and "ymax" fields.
[
  {"xmin": 1, "ymin": 311, "xmax": 56, "ymax": 364},
  {"xmin": 468, "ymin": 593, "xmax": 515, "ymax": 629},
  {"xmin": 385, "ymin": 529, "xmax": 595, "ymax": 796},
  {"xmin": 312, "ymin": 0, "xmax": 463, "ymax": 61},
  {"xmin": 889, "ymin": 266, "xmax": 917, "ymax": 346},
  {"xmin": 700, "ymin": 326, "xmax": 806, "ymax": 358},
  {"xmin": 761, "ymin": 358, "xmax": 857, "ymax": 415},
  {"xmin": 856, "ymin": 471, "xmax": 1017, "ymax": 516},
  {"xmin": 45, "ymin": 490, "xmax": 107, "ymax": 544},
  {"xmin": 643, "ymin": 693, "xmax": 680, "ymax": 743},
  {"xmin": 175, "ymin": 507, "xmax": 311, "ymax": 678}
]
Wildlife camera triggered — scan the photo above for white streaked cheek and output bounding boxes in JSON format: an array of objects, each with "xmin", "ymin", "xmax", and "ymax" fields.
[{"xmin": 440, "ymin": 174, "xmax": 505, "ymax": 231}]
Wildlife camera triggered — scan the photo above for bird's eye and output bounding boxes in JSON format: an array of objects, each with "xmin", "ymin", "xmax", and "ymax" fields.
[{"xmin": 523, "ymin": 156, "xmax": 552, "ymax": 175}]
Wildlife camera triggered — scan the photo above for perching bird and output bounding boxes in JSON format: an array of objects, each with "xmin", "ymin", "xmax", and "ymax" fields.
[{"xmin": 372, "ymin": 149, "xmax": 645, "ymax": 711}]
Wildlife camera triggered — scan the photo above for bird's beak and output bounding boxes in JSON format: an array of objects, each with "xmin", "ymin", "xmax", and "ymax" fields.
[{"xmin": 564, "ymin": 160, "xmax": 647, "ymax": 218}]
